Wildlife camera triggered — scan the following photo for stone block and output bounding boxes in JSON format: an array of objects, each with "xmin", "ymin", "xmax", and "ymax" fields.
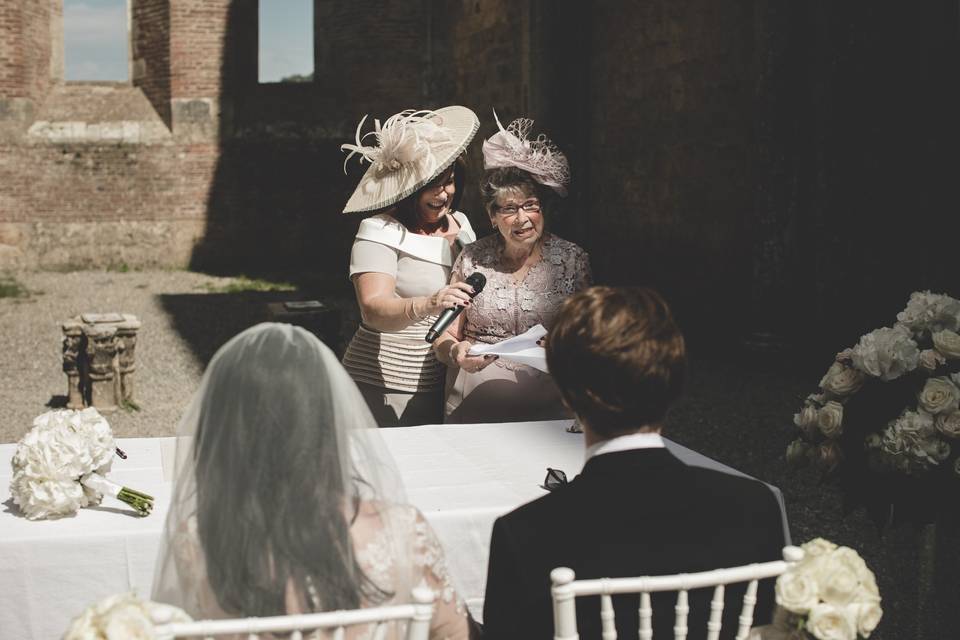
[{"xmin": 62, "ymin": 314, "xmax": 142, "ymax": 413}]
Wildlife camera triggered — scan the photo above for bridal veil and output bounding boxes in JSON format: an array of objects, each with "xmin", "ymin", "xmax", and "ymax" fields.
[{"xmin": 151, "ymin": 323, "xmax": 444, "ymax": 626}]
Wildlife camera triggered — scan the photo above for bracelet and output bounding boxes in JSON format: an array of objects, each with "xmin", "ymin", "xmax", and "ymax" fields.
[
  {"xmin": 413, "ymin": 298, "xmax": 426, "ymax": 321},
  {"xmin": 403, "ymin": 300, "xmax": 419, "ymax": 322},
  {"xmin": 405, "ymin": 298, "xmax": 427, "ymax": 322}
]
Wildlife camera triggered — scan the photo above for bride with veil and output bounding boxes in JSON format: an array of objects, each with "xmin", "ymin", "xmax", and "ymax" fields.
[{"xmin": 152, "ymin": 323, "xmax": 471, "ymax": 639}]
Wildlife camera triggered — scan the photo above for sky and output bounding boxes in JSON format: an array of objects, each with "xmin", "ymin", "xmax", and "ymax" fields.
[
  {"xmin": 63, "ymin": 0, "xmax": 128, "ymax": 81},
  {"xmin": 62, "ymin": 0, "xmax": 314, "ymax": 83}
]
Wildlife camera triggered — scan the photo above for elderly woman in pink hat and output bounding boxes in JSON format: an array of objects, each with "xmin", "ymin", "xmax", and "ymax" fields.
[
  {"xmin": 433, "ymin": 113, "xmax": 593, "ymax": 423},
  {"xmin": 340, "ymin": 106, "xmax": 481, "ymax": 427}
]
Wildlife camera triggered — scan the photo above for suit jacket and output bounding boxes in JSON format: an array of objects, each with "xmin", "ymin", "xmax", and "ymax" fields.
[{"xmin": 482, "ymin": 448, "xmax": 787, "ymax": 640}]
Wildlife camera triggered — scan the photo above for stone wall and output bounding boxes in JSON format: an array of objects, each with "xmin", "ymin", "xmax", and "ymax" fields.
[
  {"xmin": 0, "ymin": 0, "xmax": 957, "ymax": 346},
  {"xmin": 579, "ymin": 0, "xmax": 758, "ymax": 339}
]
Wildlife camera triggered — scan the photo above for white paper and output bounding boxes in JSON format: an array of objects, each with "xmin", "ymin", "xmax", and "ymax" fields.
[{"xmin": 468, "ymin": 324, "xmax": 550, "ymax": 372}]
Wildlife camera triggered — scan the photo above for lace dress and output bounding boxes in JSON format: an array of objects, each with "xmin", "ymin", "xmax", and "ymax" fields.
[
  {"xmin": 445, "ymin": 232, "xmax": 592, "ymax": 423},
  {"xmin": 166, "ymin": 504, "xmax": 468, "ymax": 640}
]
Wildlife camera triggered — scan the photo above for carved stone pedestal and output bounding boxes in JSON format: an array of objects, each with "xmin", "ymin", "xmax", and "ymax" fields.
[{"xmin": 61, "ymin": 313, "xmax": 141, "ymax": 412}]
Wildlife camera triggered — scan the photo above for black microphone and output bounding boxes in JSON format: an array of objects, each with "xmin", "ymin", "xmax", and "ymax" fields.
[{"xmin": 425, "ymin": 272, "xmax": 486, "ymax": 343}]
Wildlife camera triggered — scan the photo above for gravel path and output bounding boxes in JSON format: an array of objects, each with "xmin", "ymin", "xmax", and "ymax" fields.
[{"xmin": 0, "ymin": 270, "xmax": 357, "ymax": 444}]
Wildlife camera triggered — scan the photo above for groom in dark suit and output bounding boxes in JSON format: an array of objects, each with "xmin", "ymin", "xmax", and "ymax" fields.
[{"xmin": 482, "ymin": 286, "xmax": 787, "ymax": 640}]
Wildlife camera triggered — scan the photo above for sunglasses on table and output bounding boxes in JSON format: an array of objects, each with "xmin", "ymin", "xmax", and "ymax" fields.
[{"xmin": 542, "ymin": 467, "xmax": 568, "ymax": 491}]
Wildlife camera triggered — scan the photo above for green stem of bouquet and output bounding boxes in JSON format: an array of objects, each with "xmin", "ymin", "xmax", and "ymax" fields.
[{"xmin": 117, "ymin": 486, "xmax": 154, "ymax": 517}]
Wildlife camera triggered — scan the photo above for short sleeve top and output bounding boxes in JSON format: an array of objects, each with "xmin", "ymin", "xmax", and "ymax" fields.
[{"xmin": 349, "ymin": 211, "xmax": 476, "ymax": 297}]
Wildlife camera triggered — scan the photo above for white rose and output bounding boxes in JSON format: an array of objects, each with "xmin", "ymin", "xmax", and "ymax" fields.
[
  {"xmin": 932, "ymin": 330, "xmax": 960, "ymax": 359},
  {"xmin": 63, "ymin": 594, "xmax": 192, "ymax": 640},
  {"xmin": 775, "ymin": 569, "xmax": 820, "ymax": 614},
  {"xmin": 794, "ymin": 404, "xmax": 820, "ymax": 439},
  {"xmin": 820, "ymin": 564, "xmax": 860, "ymax": 606},
  {"xmin": 831, "ymin": 547, "xmax": 876, "ymax": 590},
  {"xmin": 917, "ymin": 377, "xmax": 960, "ymax": 415},
  {"xmin": 815, "ymin": 441, "xmax": 844, "ymax": 473},
  {"xmin": 896, "ymin": 291, "xmax": 936, "ymax": 333},
  {"xmin": 806, "ymin": 603, "xmax": 858, "ymax": 640},
  {"xmin": 919, "ymin": 349, "xmax": 947, "ymax": 371},
  {"xmin": 786, "ymin": 439, "xmax": 814, "ymax": 466},
  {"xmin": 802, "ymin": 537, "xmax": 838, "ymax": 558},
  {"xmin": 855, "ymin": 602, "xmax": 883, "ymax": 638},
  {"xmin": 101, "ymin": 604, "xmax": 153, "ymax": 640},
  {"xmin": 9, "ymin": 409, "xmax": 117, "ymax": 520},
  {"xmin": 877, "ymin": 410, "xmax": 949, "ymax": 473},
  {"xmin": 62, "ymin": 607, "xmax": 98, "ymax": 639},
  {"xmin": 851, "ymin": 326, "xmax": 920, "ymax": 381},
  {"xmin": 819, "ymin": 362, "xmax": 866, "ymax": 397},
  {"xmin": 896, "ymin": 291, "xmax": 960, "ymax": 335},
  {"xmin": 818, "ymin": 402, "xmax": 844, "ymax": 439},
  {"xmin": 936, "ymin": 411, "xmax": 960, "ymax": 439}
]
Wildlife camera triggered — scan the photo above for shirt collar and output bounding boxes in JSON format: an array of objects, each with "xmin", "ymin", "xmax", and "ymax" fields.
[{"xmin": 585, "ymin": 431, "xmax": 665, "ymax": 462}]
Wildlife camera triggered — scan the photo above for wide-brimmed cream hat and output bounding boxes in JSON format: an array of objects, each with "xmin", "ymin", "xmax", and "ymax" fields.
[{"xmin": 341, "ymin": 106, "xmax": 479, "ymax": 214}]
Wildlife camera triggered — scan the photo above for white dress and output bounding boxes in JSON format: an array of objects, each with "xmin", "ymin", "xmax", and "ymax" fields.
[
  {"xmin": 168, "ymin": 504, "xmax": 469, "ymax": 640},
  {"xmin": 343, "ymin": 212, "xmax": 476, "ymax": 426}
]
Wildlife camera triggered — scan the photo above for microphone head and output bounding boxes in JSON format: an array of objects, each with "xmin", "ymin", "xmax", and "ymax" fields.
[{"xmin": 465, "ymin": 272, "xmax": 487, "ymax": 295}]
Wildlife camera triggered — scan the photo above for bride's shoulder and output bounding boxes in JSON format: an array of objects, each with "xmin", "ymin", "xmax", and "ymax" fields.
[{"xmin": 353, "ymin": 500, "xmax": 421, "ymax": 532}]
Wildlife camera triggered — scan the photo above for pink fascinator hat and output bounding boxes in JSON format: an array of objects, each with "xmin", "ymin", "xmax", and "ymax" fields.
[{"xmin": 481, "ymin": 110, "xmax": 570, "ymax": 196}]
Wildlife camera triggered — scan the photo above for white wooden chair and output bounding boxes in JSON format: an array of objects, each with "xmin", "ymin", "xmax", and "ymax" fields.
[
  {"xmin": 550, "ymin": 546, "xmax": 803, "ymax": 640},
  {"xmin": 153, "ymin": 586, "xmax": 435, "ymax": 640}
]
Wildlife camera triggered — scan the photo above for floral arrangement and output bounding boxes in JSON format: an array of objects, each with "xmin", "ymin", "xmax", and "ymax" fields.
[
  {"xmin": 10, "ymin": 408, "xmax": 154, "ymax": 519},
  {"xmin": 786, "ymin": 291, "xmax": 960, "ymax": 524},
  {"xmin": 63, "ymin": 593, "xmax": 191, "ymax": 640},
  {"xmin": 768, "ymin": 539, "xmax": 882, "ymax": 640}
]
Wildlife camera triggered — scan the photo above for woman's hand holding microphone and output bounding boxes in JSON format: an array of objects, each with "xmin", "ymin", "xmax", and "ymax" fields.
[{"xmin": 428, "ymin": 281, "xmax": 476, "ymax": 314}]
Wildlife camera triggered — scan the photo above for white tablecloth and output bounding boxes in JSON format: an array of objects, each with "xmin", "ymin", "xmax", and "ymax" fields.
[{"xmin": 0, "ymin": 420, "xmax": 789, "ymax": 639}]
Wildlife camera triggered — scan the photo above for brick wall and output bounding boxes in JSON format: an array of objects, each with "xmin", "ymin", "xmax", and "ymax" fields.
[
  {"xmin": 0, "ymin": 2, "xmax": 24, "ymax": 97},
  {"xmin": 132, "ymin": 0, "xmax": 171, "ymax": 127},
  {"xmin": 580, "ymin": 0, "xmax": 758, "ymax": 338},
  {"xmin": 22, "ymin": 0, "xmax": 52, "ymax": 104},
  {"xmin": 170, "ymin": 0, "xmax": 232, "ymax": 100},
  {"xmin": 1, "ymin": 0, "xmax": 956, "ymax": 348}
]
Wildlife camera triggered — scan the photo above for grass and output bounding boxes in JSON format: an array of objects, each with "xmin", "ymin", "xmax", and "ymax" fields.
[
  {"xmin": 200, "ymin": 275, "xmax": 297, "ymax": 294},
  {"xmin": 0, "ymin": 275, "xmax": 30, "ymax": 299}
]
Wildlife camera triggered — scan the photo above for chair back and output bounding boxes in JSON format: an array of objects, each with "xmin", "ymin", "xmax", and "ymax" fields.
[
  {"xmin": 153, "ymin": 586, "xmax": 435, "ymax": 640},
  {"xmin": 550, "ymin": 546, "xmax": 803, "ymax": 640}
]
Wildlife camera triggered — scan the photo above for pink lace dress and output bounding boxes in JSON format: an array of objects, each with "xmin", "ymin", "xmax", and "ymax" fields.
[{"xmin": 444, "ymin": 232, "xmax": 592, "ymax": 423}]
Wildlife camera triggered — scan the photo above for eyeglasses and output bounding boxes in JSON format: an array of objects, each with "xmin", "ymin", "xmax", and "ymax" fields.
[
  {"xmin": 495, "ymin": 199, "xmax": 541, "ymax": 216},
  {"xmin": 542, "ymin": 467, "xmax": 568, "ymax": 491}
]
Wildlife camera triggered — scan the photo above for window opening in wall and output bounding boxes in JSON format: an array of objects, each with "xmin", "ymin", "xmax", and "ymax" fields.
[
  {"xmin": 64, "ymin": 0, "xmax": 129, "ymax": 81},
  {"xmin": 259, "ymin": 0, "xmax": 315, "ymax": 83}
]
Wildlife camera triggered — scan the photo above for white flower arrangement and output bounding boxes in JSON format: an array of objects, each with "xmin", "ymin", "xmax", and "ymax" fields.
[
  {"xmin": 9, "ymin": 408, "xmax": 154, "ymax": 520},
  {"xmin": 787, "ymin": 292, "xmax": 960, "ymax": 491},
  {"xmin": 63, "ymin": 592, "xmax": 191, "ymax": 640},
  {"xmin": 771, "ymin": 539, "xmax": 882, "ymax": 640}
]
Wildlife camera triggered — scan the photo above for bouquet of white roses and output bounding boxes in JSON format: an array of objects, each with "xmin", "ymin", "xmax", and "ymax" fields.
[
  {"xmin": 768, "ymin": 538, "xmax": 882, "ymax": 640},
  {"xmin": 10, "ymin": 408, "xmax": 154, "ymax": 519},
  {"xmin": 786, "ymin": 291, "xmax": 960, "ymax": 523},
  {"xmin": 63, "ymin": 592, "xmax": 191, "ymax": 640}
]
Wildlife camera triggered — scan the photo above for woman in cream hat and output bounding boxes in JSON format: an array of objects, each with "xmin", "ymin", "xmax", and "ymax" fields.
[{"xmin": 340, "ymin": 106, "xmax": 481, "ymax": 427}]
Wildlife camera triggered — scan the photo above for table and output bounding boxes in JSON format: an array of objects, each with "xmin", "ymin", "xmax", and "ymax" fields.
[{"xmin": 0, "ymin": 420, "xmax": 789, "ymax": 639}]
